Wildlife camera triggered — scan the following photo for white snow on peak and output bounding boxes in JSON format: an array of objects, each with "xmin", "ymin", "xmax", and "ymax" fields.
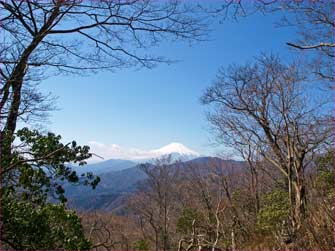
[
  {"xmin": 151, "ymin": 142, "xmax": 200, "ymax": 156},
  {"xmin": 88, "ymin": 141, "xmax": 200, "ymax": 162}
]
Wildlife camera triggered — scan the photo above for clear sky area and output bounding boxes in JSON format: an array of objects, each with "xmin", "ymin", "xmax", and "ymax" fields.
[{"xmin": 37, "ymin": 7, "xmax": 298, "ymax": 159}]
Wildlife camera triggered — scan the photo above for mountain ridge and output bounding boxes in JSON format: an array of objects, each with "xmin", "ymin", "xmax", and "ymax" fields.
[
  {"xmin": 66, "ymin": 156, "xmax": 246, "ymax": 212},
  {"xmin": 81, "ymin": 142, "xmax": 201, "ymax": 174}
]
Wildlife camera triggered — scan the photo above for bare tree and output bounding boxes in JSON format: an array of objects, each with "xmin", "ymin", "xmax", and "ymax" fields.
[
  {"xmin": 178, "ymin": 159, "xmax": 248, "ymax": 250},
  {"xmin": 0, "ymin": 2, "xmax": 207, "ymax": 238},
  {"xmin": 217, "ymin": 131, "xmax": 261, "ymax": 214},
  {"xmin": 80, "ymin": 211, "xmax": 142, "ymax": 251},
  {"xmin": 129, "ymin": 157, "xmax": 180, "ymax": 251},
  {"xmin": 0, "ymin": 0, "xmax": 208, "ymax": 158},
  {"xmin": 201, "ymin": 54, "xmax": 332, "ymax": 234}
]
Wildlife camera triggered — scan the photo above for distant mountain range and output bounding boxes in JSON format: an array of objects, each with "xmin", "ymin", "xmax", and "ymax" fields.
[
  {"xmin": 74, "ymin": 159, "xmax": 137, "ymax": 175},
  {"xmin": 74, "ymin": 142, "xmax": 201, "ymax": 175},
  {"xmin": 66, "ymin": 154, "xmax": 246, "ymax": 212}
]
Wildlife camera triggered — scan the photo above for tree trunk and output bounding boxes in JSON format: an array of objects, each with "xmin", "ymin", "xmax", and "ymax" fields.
[
  {"xmin": 1, "ymin": 2, "xmax": 61, "ymax": 157},
  {"xmin": 293, "ymin": 179, "xmax": 306, "ymax": 230},
  {"xmin": 251, "ymin": 168, "xmax": 259, "ymax": 214},
  {"xmin": 0, "ymin": 3, "xmax": 60, "ymax": 239}
]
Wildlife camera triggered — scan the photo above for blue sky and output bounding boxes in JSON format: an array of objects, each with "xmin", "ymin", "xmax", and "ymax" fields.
[{"xmin": 39, "ymin": 9, "xmax": 297, "ymax": 158}]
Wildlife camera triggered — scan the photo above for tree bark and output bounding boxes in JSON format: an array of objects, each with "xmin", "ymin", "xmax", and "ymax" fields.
[{"xmin": 293, "ymin": 179, "xmax": 306, "ymax": 230}]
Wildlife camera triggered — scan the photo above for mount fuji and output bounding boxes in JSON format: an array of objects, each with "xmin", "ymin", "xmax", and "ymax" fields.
[
  {"xmin": 75, "ymin": 142, "xmax": 201, "ymax": 174},
  {"xmin": 143, "ymin": 142, "xmax": 200, "ymax": 162}
]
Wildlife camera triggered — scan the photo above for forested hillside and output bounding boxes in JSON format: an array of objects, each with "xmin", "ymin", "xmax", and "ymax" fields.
[
  {"xmin": 80, "ymin": 152, "xmax": 333, "ymax": 250},
  {"xmin": 0, "ymin": 0, "xmax": 333, "ymax": 250}
]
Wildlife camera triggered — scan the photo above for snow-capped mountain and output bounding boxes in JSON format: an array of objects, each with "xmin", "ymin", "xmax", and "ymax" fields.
[
  {"xmin": 148, "ymin": 142, "xmax": 200, "ymax": 162},
  {"xmin": 151, "ymin": 142, "xmax": 199, "ymax": 156},
  {"xmin": 85, "ymin": 142, "xmax": 201, "ymax": 171},
  {"xmin": 88, "ymin": 141, "xmax": 201, "ymax": 163}
]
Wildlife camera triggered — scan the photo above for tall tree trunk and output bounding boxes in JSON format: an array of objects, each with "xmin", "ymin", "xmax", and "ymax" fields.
[
  {"xmin": 287, "ymin": 164, "xmax": 295, "ymax": 229},
  {"xmin": 293, "ymin": 179, "xmax": 306, "ymax": 230},
  {"xmin": 0, "ymin": 4, "xmax": 61, "ymax": 245},
  {"xmin": 251, "ymin": 168, "xmax": 259, "ymax": 214},
  {"xmin": 2, "ymin": 4, "xmax": 60, "ymax": 147}
]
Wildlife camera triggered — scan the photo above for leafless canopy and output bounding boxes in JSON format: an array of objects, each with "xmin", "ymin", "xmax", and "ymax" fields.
[
  {"xmin": 0, "ymin": 0, "xmax": 207, "ymax": 74},
  {"xmin": 0, "ymin": 0, "xmax": 208, "ymax": 144},
  {"xmin": 202, "ymin": 53, "xmax": 332, "ymax": 230}
]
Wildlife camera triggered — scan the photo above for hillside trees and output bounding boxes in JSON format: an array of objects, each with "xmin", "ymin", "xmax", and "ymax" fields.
[
  {"xmin": 79, "ymin": 153, "xmax": 333, "ymax": 250},
  {"xmin": 303, "ymin": 149, "xmax": 334, "ymax": 249},
  {"xmin": 183, "ymin": 161, "xmax": 231, "ymax": 250},
  {"xmin": 201, "ymin": 54, "xmax": 332, "ymax": 238},
  {"xmin": 4, "ymin": 202, "xmax": 90, "ymax": 250},
  {"xmin": 201, "ymin": 0, "xmax": 334, "ymax": 244},
  {"xmin": 80, "ymin": 212, "xmax": 142, "ymax": 250},
  {"xmin": 1, "ymin": 128, "xmax": 99, "ymax": 249},
  {"xmin": 129, "ymin": 158, "xmax": 181, "ymax": 251}
]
